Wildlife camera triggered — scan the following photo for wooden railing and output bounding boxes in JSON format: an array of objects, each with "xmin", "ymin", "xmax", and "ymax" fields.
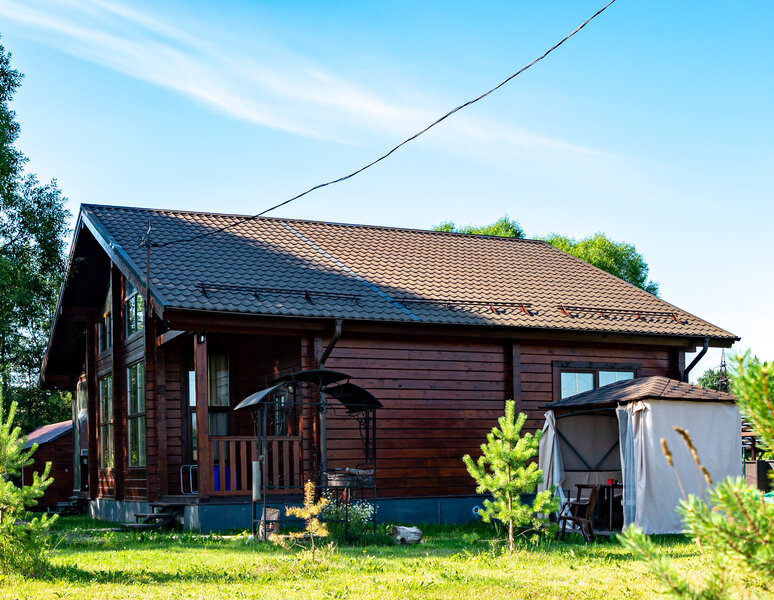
[{"xmin": 208, "ymin": 436, "xmax": 303, "ymax": 496}]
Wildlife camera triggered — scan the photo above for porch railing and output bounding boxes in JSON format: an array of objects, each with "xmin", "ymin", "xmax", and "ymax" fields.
[{"xmin": 208, "ymin": 436, "xmax": 303, "ymax": 496}]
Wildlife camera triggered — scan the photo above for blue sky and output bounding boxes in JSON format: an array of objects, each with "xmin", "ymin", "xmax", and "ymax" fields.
[{"xmin": 2, "ymin": 0, "xmax": 772, "ymax": 377}]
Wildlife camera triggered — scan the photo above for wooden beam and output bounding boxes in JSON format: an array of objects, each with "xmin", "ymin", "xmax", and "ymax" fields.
[
  {"xmin": 160, "ymin": 308, "xmax": 726, "ymax": 348},
  {"xmin": 194, "ymin": 333, "xmax": 211, "ymax": 500},
  {"xmin": 155, "ymin": 329, "xmax": 186, "ymax": 347},
  {"xmin": 153, "ymin": 321, "xmax": 168, "ymax": 497},
  {"xmin": 511, "ymin": 342, "xmax": 522, "ymax": 410},
  {"xmin": 111, "ymin": 266, "xmax": 126, "ymax": 501},
  {"xmin": 85, "ymin": 322, "xmax": 99, "ymax": 499}
]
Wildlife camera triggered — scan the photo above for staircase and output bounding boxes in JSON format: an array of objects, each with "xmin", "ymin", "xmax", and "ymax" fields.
[{"xmin": 123, "ymin": 500, "xmax": 187, "ymax": 531}]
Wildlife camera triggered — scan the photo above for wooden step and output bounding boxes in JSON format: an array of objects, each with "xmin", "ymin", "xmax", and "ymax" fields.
[
  {"xmin": 122, "ymin": 522, "xmax": 166, "ymax": 531},
  {"xmin": 134, "ymin": 512, "xmax": 177, "ymax": 521}
]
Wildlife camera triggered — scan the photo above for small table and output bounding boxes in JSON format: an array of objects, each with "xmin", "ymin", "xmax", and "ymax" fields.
[{"xmin": 598, "ymin": 483, "xmax": 623, "ymax": 531}]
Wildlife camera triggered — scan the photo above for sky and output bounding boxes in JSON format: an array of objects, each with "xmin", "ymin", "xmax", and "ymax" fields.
[{"xmin": 1, "ymin": 0, "xmax": 772, "ymax": 378}]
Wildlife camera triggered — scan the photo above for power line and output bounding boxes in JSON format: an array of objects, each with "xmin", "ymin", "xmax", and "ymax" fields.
[{"xmin": 154, "ymin": 0, "xmax": 618, "ymax": 249}]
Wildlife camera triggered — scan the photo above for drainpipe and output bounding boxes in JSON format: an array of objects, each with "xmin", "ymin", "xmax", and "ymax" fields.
[
  {"xmin": 683, "ymin": 336, "xmax": 709, "ymax": 383},
  {"xmin": 318, "ymin": 319, "xmax": 343, "ymax": 486}
]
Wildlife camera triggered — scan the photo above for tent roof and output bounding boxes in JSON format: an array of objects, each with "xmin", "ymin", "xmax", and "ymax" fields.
[
  {"xmin": 543, "ymin": 376, "xmax": 735, "ymax": 409},
  {"xmin": 24, "ymin": 420, "xmax": 72, "ymax": 449}
]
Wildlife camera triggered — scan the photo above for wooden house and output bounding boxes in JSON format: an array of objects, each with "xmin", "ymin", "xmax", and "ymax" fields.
[
  {"xmin": 22, "ymin": 421, "xmax": 74, "ymax": 510},
  {"xmin": 40, "ymin": 205, "xmax": 737, "ymax": 530}
]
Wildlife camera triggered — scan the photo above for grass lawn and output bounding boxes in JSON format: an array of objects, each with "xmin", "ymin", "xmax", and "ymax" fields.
[{"xmin": 0, "ymin": 517, "xmax": 707, "ymax": 599}]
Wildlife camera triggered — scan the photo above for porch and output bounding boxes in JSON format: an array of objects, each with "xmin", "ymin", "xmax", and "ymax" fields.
[{"xmin": 171, "ymin": 331, "xmax": 378, "ymax": 506}]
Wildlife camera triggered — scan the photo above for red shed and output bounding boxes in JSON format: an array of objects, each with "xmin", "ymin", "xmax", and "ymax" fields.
[{"xmin": 23, "ymin": 421, "xmax": 73, "ymax": 510}]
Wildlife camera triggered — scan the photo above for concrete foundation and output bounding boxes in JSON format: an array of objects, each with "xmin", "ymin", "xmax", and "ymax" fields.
[
  {"xmin": 89, "ymin": 498, "xmax": 151, "ymax": 523},
  {"xmin": 89, "ymin": 495, "xmax": 501, "ymax": 533}
]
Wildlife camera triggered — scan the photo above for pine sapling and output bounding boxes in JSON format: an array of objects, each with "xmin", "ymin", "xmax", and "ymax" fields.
[
  {"xmin": 0, "ymin": 394, "xmax": 57, "ymax": 575},
  {"xmin": 272, "ymin": 480, "xmax": 330, "ymax": 560},
  {"xmin": 463, "ymin": 399, "xmax": 558, "ymax": 552}
]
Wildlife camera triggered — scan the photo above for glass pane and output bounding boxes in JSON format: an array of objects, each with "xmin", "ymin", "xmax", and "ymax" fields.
[
  {"xmin": 208, "ymin": 355, "xmax": 229, "ymax": 407},
  {"xmin": 561, "ymin": 371, "xmax": 594, "ymax": 399},
  {"xmin": 107, "ymin": 377, "xmax": 113, "ymax": 421},
  {"xmin": 599, "ymin": 371, "xmax": 635, "ymax": 387},
  {"xmin": 188, "ymin": 371, "xmax": 196, "ymax": 407},
  {"xmin": 107, "ymin": 423, "xmax": 114, "ymax": 468},
  {"xmin": 138, "ymin": 363, "xmax": 145, "ymax": 412},
  {"xmin": 209, "ymin": 412, "xmax": 229, "ymax": 436},
  {"xmin": 191, "ymin": 413, "xmax": 197, "ymax": 461},
  {"xmin": 128, "ymin": 365, "xmax": 138, "ymax": 414},
  {"xmin": 139, "ymin": 416, "xmax": 146, "ymax": 466},
  {"xmin": 136, "ymin": 296, "xmax": 144, "ymax": 330},
  {"xmin": 128, "ymin": 418, "xmax": 136, "ymax": 466}
]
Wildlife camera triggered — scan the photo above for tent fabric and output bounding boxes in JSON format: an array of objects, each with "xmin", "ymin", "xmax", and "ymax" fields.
[
  {"xmin": 537, "ymin": 411, "xmax": 567, "ymax": 507},
  {"xmin": 539, "ymin": 397, "xmax": 741, "ymax": 534},
  {"xmin": 617, "ymin": 407, "xmax": 637, "ymax": 527},
  {"xmin": 624, "ymin": 399, "xmax": 742, "ymax": 534}
]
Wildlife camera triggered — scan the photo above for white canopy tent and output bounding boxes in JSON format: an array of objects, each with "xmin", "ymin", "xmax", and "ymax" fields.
[{"xmin": 537, "ymin": 376, "xmax": 741, "ymax": 534}]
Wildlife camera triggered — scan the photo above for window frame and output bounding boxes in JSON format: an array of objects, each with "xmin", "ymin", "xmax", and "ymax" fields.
[
  {"xmin": 124, "ymin": 278, "xmax": 145, "ymax": 338},
  {"xmin": 98, "ymin": 375, "xmax": 114, "ymax": 469},
  {"xmin": 127, "ymin": 361, "xmax": 146, "ymax": 468},
  {"xmin": 97, "ymin": 288, "xmax": 112, "ymax": 354},
  {"xmin": 552, "ymin": 360, "xmax": 641, "ymax": 401}
]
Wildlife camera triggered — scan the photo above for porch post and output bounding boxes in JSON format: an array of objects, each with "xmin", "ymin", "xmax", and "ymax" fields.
[{"xmin": 194, "ymin": 333, "xmax": 211, "ymax": 500}]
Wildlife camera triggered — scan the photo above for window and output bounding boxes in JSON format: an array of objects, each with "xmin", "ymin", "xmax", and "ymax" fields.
[
  {"xmin": 556, "ymin": 362, "xmax": 637, "ymax": 400},
  {"xmin": 208, "ymin": 354, "xmax": 230, "ymax": 436},
  {"xmin": 187, "ymin": 370, "xmax": 197, "ymax": 461},
  {"xmin": 560, "ymin": 372, "xmax": 594, "ymax": 398},
  {"xmin": 99, "ymin": 375, "xmax": 113, "ymax": 468},
  {"xmin": 97, "ymin": 289, "xmax": 112, "ymax": 353},
  {"xmin": 127, "ymin": 362, "xmax": 146, "ymax": 467},
  {"xmin": 208, "ymin": 355, "xmax": 230, "ymax": 462},
  {"xmin": 124, "ymin": 279, "xmax": 144, "ymax": 336}
]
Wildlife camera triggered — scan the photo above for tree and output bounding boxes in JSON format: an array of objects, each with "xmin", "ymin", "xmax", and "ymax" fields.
[
  {"xmin": 539, "ymin": 232, "xmax": 659, "ymax": 295},
  {"xmin": 696, "ymin": 367, "xmax": 733, "ymax": 394},
  {"xmin": 619, "ymin": 351, "xmax": 774, "ymax": 598},
  {"xmin": 433, "ymin": 216, "xmax": 659, "ymax": 295},
  {"xmin": 433, "ymin": 216, "xmax": 525, "ymax": 238},
  {"xmin": 0, "ymin": 38, "xmax": 70, "ymax": 434},
  {"xmin": 272, "ymin": 481, "xmax": 330, "ymax": 560},
  {"xmin": 0, "ymin": 394, "xmax": 56, "ymax": 575},
  {"xmin": 463, "ymin": 400, "xmax": 558, "ymax": 552}
]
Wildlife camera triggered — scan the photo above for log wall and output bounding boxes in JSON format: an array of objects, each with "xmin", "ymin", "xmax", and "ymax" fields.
[{"xmin": 323, "ymin": 334, "xmax": 676, "ymax": 498}]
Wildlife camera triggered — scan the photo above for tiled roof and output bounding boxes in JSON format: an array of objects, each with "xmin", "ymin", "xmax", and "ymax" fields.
[
  {"xmin": 79, "ymin": 204, "xmax": 737, "ymax": 340},
  {"xmin": 24, "ymin": 420, "xmax": 72, "ymax": 449},
  {"xmin": 544, "ymin": 376, "xmax": 735, "ymax": 408}
]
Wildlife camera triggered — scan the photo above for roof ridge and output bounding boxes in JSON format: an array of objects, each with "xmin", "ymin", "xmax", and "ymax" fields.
[{"xmin": 81, "ymin": 203, "xmax": 546, "ymax": 244}]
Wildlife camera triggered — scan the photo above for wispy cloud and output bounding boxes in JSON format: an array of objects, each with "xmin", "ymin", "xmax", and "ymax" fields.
[{"xmin": 0, "ymin": 0, "xmax": 603, "ymax": 156}]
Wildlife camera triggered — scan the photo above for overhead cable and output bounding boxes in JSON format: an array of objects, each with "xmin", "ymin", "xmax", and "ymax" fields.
[{"xmin": 153, "ymin": 0, "xmax": 618, "ymax": 249}]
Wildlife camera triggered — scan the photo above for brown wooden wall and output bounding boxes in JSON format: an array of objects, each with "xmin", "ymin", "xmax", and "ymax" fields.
[
  {"xmin": 23, "ymin": 432, "xmax": 74, "ymax": 509},
  {"xmin": 324, "ymin": 336, "xmax": 508, "ymax": 497},
  {"xmin": 322, "ymin": 334, "xmax": 677, "ymax": 498}
]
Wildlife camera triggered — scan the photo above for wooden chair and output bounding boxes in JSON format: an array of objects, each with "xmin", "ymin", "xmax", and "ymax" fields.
[{"xmin": 556, "ymin": 484, "xmax": 600, "ymax": 542}]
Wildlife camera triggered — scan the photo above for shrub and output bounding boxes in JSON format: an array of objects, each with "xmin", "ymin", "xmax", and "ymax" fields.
[
  {"xmin": 463, "ymin": 399, "xmax": 558, "ymax": 552},
  {"xmin": 321, "ymin": 492, "xmax": 375, "ymax": 541},
  {"xmin": 0, "ymin": 399, "xmax": 57, "ymax": 575}
]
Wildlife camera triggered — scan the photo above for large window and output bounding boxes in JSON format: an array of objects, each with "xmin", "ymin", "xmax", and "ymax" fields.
[
  {"xmin": 99, "ymin": 375, "xmax": 113, "ymax": 468},
  {"xmin": 185, "ymin": 355, "xmax": 231, "ymax": 463},
  {"xmin": 124, "ymin": 279, "xmax": 144, "ymax": 336},
  {"xmin": 208, "ymin": 354, "xmax": 230, "ymax": 436},
  {"xmin": 127, "ymin": 362, "xmax": 146, "ymax": 467},
  {"xmin": 97, "ymin": 288, "xmax": 112, "ymax": 353},
  {"xmin": 556, "ymin": 362, "xmax": 637, "ymax": 399}
]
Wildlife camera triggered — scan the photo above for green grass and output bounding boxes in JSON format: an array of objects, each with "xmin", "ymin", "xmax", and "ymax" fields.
[{"xmin": 0, "ymin": 516, "xmax": 707, "ymax": 599}]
